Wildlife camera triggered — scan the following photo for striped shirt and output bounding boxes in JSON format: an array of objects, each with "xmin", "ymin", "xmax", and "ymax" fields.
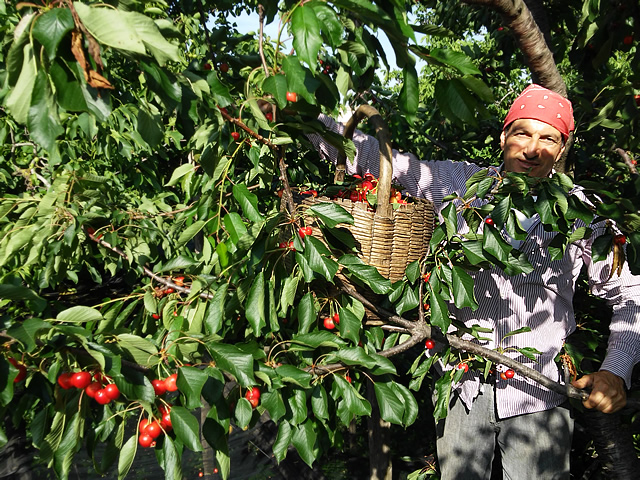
[{"xmin": 309, "ymin": 114, "xmax": 640, "ymax": 418}]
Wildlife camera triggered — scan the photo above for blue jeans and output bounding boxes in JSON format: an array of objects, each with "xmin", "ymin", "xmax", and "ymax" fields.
[{"xmin": 435, "ymin": 384, "xmax": 573, "ymax": 479}]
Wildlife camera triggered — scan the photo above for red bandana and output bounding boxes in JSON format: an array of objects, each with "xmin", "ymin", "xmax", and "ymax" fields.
[{"xmin": 503, "ymin": 84, "xmax": 575, "ymax": 140}]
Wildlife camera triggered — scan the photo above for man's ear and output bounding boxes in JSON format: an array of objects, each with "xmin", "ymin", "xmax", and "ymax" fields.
[{"xmin": 500, "ymin": 130, "xmax": 506, "ymax": 150}]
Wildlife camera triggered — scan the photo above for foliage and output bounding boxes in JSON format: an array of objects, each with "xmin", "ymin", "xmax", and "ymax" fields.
[{"xmin": 0, "ymin": 0, "xmax": 638, "ymax": 479}]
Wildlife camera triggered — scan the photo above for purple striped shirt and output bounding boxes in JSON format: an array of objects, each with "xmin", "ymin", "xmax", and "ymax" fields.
[{"xmin": 309, "ymin": 114, "xmax": 640, "ymax": 418}]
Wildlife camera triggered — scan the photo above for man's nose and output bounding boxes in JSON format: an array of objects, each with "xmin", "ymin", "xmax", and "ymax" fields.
[{"xmin": 523, "ymin": 136, "xmax": 541, "ymax": 158}]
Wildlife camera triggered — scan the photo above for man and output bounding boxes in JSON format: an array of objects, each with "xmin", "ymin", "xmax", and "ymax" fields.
[{"xmin": 309, "ymin": 84, "xmax": 640, "ymax": 479}]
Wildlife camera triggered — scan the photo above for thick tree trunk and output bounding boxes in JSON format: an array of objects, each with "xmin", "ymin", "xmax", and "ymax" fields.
[{"xmin": 366, "ymin": 381, "xmax": 393, "ymax": 480}]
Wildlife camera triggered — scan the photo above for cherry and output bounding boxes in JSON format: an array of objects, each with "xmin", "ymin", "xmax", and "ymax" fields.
[
  {"xmin": 8, "ymin": 358, "xmax": 27, "ymax": 383},
  {"xmin": 425, "ymin": 339, "xmax": 435, "ymax": 349},
  {"xmin": 152, "ymin": 379, "xmax": 167, "ymax": 395},
  {"xmin": 165, "ymin": 287, "xmax": 174, "ymax": 294},
  {"xmin": 104, "ymin": 383, "xmax": 120, "ymax": 400},
  {"xmin": 345, "ymin": 374, "xmax": 352, "ymax": 383},
  {"xmin": 456, "ymin": 363, "xmax": 469, "ymax": 373},
  {"xmin": 160, "ymin": 411, "xmax": 173, "ymax": 430},
  {"xmin": 174, "ymin": 276, "xmax": 185, "ymax": 286},
  {"xmin": 635, "ymin": 95, "xmax": 640, "ymax": 107},
  {"xmin": 94, "ymin": 389, "xmax": 112, "ymax": 405},
  {"xmin": 265, "ymin": 112, "xmax": 273, "ymax": 122},
  {"xmin": 58, "ymin": 372, "xmax": 74, "ymax": 389},
  {"xmin": 614, "ymin": 234, "xmax": 626, "ymax": 245},
  {"xmin": 423, "ymin": 272, "xmax": 431, "ymax": 283},
  {"xmin": 245, "ymin": 387, "xmax": 261, "ymax": 408},
  {"xmin": 504, "ymin": 369, "xmax": 515, "ymax": 379},
  {"xmin": 71, "ymin": 371, "xmax": 92, "ymax": 389},
  {"xmin": 138, "ymin": 433, "xmax": 155, "ymax": 448},
  {"xmin": 145, "ymin": 421, "xmax": 163, "ymax": 439},
  {"xmin": 323, "ymin": 317, "xmax": 336, "ymax": 330},
  {"xmin": 84, "ymin": 381, "xmax": 102, "ymax": 398},
  {"xmin": 286, "ymin": 91, "xmax": 297, "ymax": 102},
  {"xmin": 164, "ymin": 373, "xmax": 179, "ymax": 392},
  {"xmin": 219, "ymin": 63, "xmax": 229, "ymax": 73},
  {"xmin": 139, "ymin": 418, "xmax": 150, "ymax": 433},
  {"xmin": 623, "ymin": 35, "xmax": 633, "ymax": 46},
  {"xmin": 484, "ymin": 217, "xmax": 494, "ymax": 226},
  {"xmin": 332, "ymin": 312, "xmax": 340, "ymax": 325},
  {"xmin": 204, "ymin": 63, "xmax": 212, "ymax": 71},
  {"xmin": 231, "ymin": 131, "xmax": 240, "ymax": 142},
  {"xmin": 152, "ymin": 313, "xmax": 160, "ymax": 319}
]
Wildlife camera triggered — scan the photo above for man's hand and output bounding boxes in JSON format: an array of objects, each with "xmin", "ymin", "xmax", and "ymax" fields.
[{"xmin": 571, "ymin": 370, "xmax": 626, "ymax": 413}]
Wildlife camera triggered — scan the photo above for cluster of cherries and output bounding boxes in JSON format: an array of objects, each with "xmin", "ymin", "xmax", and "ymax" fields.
[
  {"xmin": 244, "ymin": 387, "xmax": 261, "ymax": 408},
  {"xmin": 57, "ymin": 370, "xmax": 120, "ymax": 405},
  {"xmin": 138, "ymin": 404, "xmax": 173, "ymax": 448},
  {"xmin": 151, "ymin": 373, "xmax": 179, "ymax": 395},
  {"xmin": 323, "ymin": 312, "xmax": 340, "ymax": 330},
  {"xmin": 278, "ymin": 226, "xmax": 313, "ymax": 251}
]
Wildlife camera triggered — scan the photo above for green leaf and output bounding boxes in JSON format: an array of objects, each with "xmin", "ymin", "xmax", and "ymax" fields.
[
  {"xmin": 5, "ymin": 44, "xmax": 36, "ymax": 124},
  {"xmin": 291, "ymin": 5, "xmax": 323, "ymax": 73},
  {"xmin": 297, "ymin": 292, "xmax": 317, "ymax": 334},
  {"xmin": 338, "ymin": 306, "xmax": 362, "ymax": 344},
  {"xmin": 433, "ymin": 374, "xmax": 452, "ymax": 422},
  {"xmin": 451, "ymin": 266, "xmax": 477, "ymax": 310},
  {"xmin": 305, "ymin": 237, "xmax": 339, "ymax": 281},
  {"xmin": 374, "ymin": 382, "xmax": 404, "ymax": 425},
  {"xmin": 235, "ymin": 398, "xmax": 254, "ymax": 430},
  {"xmin": 334, "ymin": 375, "xmax": 371, "ymax": 416},
  {"xmin": 482, "ymin": 225, "xmax": 510, "ymax": 264},
  {"xmin": 503, "ymin": 326, "xmax": 531, "ymax": 339},
  {"xmin": 311, "ymin": 3, "xmax": 343, "ymax": 47},
  {"xmin": 339, "ymin": 256, "xmax": 392, "ymax": 294},
  {"xmin": 28, "ymin": 70, "xmax": 64, "ymax": 152},
  {"xmin": 261, "ymin": 390, "xmax": 286, "ymax": 423},
  {"xmin": 232, "ymin": 184, "xmax": 264, "ymax": 223},
  {"xmin": 276, "ymin": 365, "xmax": 313, "ymax": 388},
  {"xmin": 162, "ymin": 435, "xmax": 182, "ymax": 480},
  {"xmin": 326, "ymin": 347, "xmax": 377, "ymax": 368},
  {"xmin": 6, "ymin": 317, "xmax": 51, "ymax": 352},
  {"xmin": 74, "ymin": 3, "xmax": 180, "ymax": 65},
  {"xmin": 311, "ymin": 385, "xmax": 329, "ymax": 420},
  {"xmin": 428, "ymin": 285, "xmax": 451, "ymax": 333},
  {"xmin": 392, "ymin": 382, "xmax": 419, "ymax": 426},
  {"xmin": 32, "ymin": 8, "xmax": 74, "ymax": 60},
  {"xmin": 177, "ymin": 367, "xmax": 209, "ymax": 409},
  {"xmin": 291, "ymin": 331, "xmax": 347, "ymax": 349},
  {"xmin": 0, "ymin": 284, "xmax": 46, "ymax": 312},
  {"xmin": 273, "ymin": 421, "xmax": 293, "ymax": 463},
  {"xmin": 282, "ymin": 56, "xmax": 319, "ymax": 105},
  {"xmin": 56, "ymin": 306, "xmax": 103, "ymax": 323},
  {"xmin": 398, "ymin": 64, "xmax": 419, "ymax": 124},
  {"xmin": 430, "ymin": 48, "xmax": 481, "ymax": 75},
  {"xmin": 116, "ymin": 435, "xmax": 137, "ymax": 480},
  {"xmin": 245, "ymin": 272, "xmax": 266, "ymax": 336},
  {"xmin": 308, "ymin": 202, "xmax": 354, "ymax": 227},
  {"xmin": 116, "ymin": 334, "xmax": 160, "ymax": 367},
  {"xmin": 441, "ymin": 202, "xmax": 458, "ymax": 240},
  {"xmin": 208, "ymin": 343, "xmax": 255, "ymax": 387},
  {"xmin": 291, "ymin": 421, "xmax": 318, "ymax": 468},
  {"xmin": 170, "ymin": 406, "xmax": 203, "ymax": 452},
  {"xmin": 262, "ymin": 75, "xmax": 288, "ymax": 110},
  {"xmin": 204, "ymin": 284, "xmax": 228, "ymax": 335}
]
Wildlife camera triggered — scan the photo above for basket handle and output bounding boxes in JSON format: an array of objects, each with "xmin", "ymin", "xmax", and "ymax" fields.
[{"xmin": 335, "ymin": 105, "xmax": 394, "ymax": 219}]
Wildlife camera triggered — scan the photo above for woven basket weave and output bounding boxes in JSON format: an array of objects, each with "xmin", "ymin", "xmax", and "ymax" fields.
[{"xmin": 294, "ymin": 105, "xmax": 435, "ymax": 283}]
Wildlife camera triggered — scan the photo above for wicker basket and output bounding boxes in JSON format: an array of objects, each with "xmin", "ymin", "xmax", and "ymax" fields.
[{"xmin": 292, "ymin": 105, "xmax": 435, "ymax": 284}]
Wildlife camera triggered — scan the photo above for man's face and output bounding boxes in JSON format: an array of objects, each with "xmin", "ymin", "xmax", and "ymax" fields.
[{"xmin": 500, "ymin": 118, "xmax": 566, "ymax": 177}]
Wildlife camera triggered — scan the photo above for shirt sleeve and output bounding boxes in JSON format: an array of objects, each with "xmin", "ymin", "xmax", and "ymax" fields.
[{"xmin": 582, "ymin": 229, "xmax": 640, "ymax": 388}]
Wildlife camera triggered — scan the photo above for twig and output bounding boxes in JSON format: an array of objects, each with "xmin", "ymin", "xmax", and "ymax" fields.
[
  {"xmin": 615, "ymin": 147, "xmax": 638, "ymax": 175},
  {"xmin": 218, "ymin": 107, "xmax": 277, "ymax": 150},
  {"xmin": 258, "ymin": 4, "xmax": 270, "ymax": 77}
]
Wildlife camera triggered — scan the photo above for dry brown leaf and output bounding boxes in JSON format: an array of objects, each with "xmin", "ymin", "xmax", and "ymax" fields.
[{"xmin": 87, "ymin": 69, "xmax": 114, "ymax": 90}]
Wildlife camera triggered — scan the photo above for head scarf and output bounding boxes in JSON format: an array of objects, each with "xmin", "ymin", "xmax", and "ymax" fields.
[{"xmin": 503, "ymin": 84, "xmax": 575, "ymax": 140}]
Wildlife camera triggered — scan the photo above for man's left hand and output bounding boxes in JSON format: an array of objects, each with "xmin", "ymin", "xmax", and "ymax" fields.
[{"xmin": 571, "ymin": 370, "xmax": 626, "ymax": 413}]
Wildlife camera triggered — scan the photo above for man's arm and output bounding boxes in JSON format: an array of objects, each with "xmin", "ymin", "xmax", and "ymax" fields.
[{"xmin": 572, "ymin": 370, "xmax": 627, "ymax": 413}]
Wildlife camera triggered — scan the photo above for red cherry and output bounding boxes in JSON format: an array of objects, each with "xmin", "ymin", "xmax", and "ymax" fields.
[
  {"xmin": 265, "ymin": 112, "xmax": 273, "ymax": 122},
  {"xmin": 422, "ymin": 273, "xmax": 431, "ymax": 283},
  {"xmin": 485, "ymin": 217, "xmax": 494, "ymax": 226},
  {"xmin": 139, "ymin": 418, "xmax": 150, "ymax": 433},
  {"xmin": 623, "ymin": 35, "xmax": 633, "ymax": 45},
  {"xmin": 323, "ymin": 317, "xmax": 335, "ymax": 330},
  {"xmin": 304, "ymin": 226, "xmax": 313, "ymax": 236},
  {"xmin": 332, "ymin": 312, "xmax": 340, "ymax": 324},
  {"xmin": 71, "ymin": 371, "xmax": 92, "ymax": 389},
  {"xmin": 204, "ymin": 63, "xmax": 212, "ymax": 71},
  {"xmin": 287, "ymin": 241, "xmax": 295, "ymax": 251},
  {"xmin": 505, "ymin": 369, "xmax": 515, "ymax": 379},
  {"xmin": 94, "ymin": 389, "xmax": 112, "ymax": 405},
  {"xmin": 152, "ymin": 313, "xmax": 160, "ymax": 319},
  {"xmin": 145, "ymin": 421, "xmax": 163, "ymax": 439},
  {"xmin": 160, "ymin": 412, "xmax": 173, "ymax": 430},
  {"xmin": 245, "ymin": 387, "xmax": 261, "ymax": 408},
  {"xmin": 165, "ymin": 287, "xmax": 174, "ymax": 294},
  {"xmin": 84, "ymin": 381, "xmax": 102, "ymax": 398},
  {"xmin": 349, "ymin": 191, "xmax": 359, "ymax": 202},
  {"xmin": 8, "ymin": 358, "xmax": 27, "ymax": 383},
  {"xmin": 286, "ymin": 91, "xmax": 297, "ymax": 102},
  {"xmin": 278, "ymin": 241, "xmax": 288, "ymax": 249},
  {"xmin": 214, "ymin": 468, "xmax": 219, "ymax": 474},
  {"xmin": 58, "ymin": 372, "xmax": 74, "ymax": 390},
  {"xmin": 174, "ymin": 276, "xmax": 185, "ymax": 286},
  {"xmin": 152, "ymin": 379, "xmax": 167, "ymax": 395},
  {"xmin": 298, "ymin": 227, "xmax": 308, "ymax": 239},
  {"xmin": 614, "ymin": 234, "xmax": 627, "ymax": 245},
  {"xmin": 219, "ymin": 63, "xmax": 229, "ymax": 73},
  {"xmin": 104, "ymin": 383, "xmax": 120, "ymax": 400},
  {"xmin": 345, "ymin": 374, "xmax": 352, "ymax": 383},
  {"xmin": 425, "ymin": 339, "xmax": 435, "ymax": 349},
  {"xmin": 635, "ymin": 95, "xmax": 640, "ymax": 107},
  {"xmin": 164, "ymin": 373, "xmax": 179, "ymax": 392},
  {"xmin": 456, "ymin": 363, "xmax": 469, "ymax": 373},
  {"xmin": 138, "ymin": 433, "xmax": 155, "ymax": 448},
  {"xmin": 231, "ymin": 131, "xmax": 240, "ymax": 141}
]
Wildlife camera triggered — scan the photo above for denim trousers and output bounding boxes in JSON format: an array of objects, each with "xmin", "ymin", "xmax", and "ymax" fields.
[{"xmin": 435, "ymin": 383, "xmax": 573, "ymax": 480}]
